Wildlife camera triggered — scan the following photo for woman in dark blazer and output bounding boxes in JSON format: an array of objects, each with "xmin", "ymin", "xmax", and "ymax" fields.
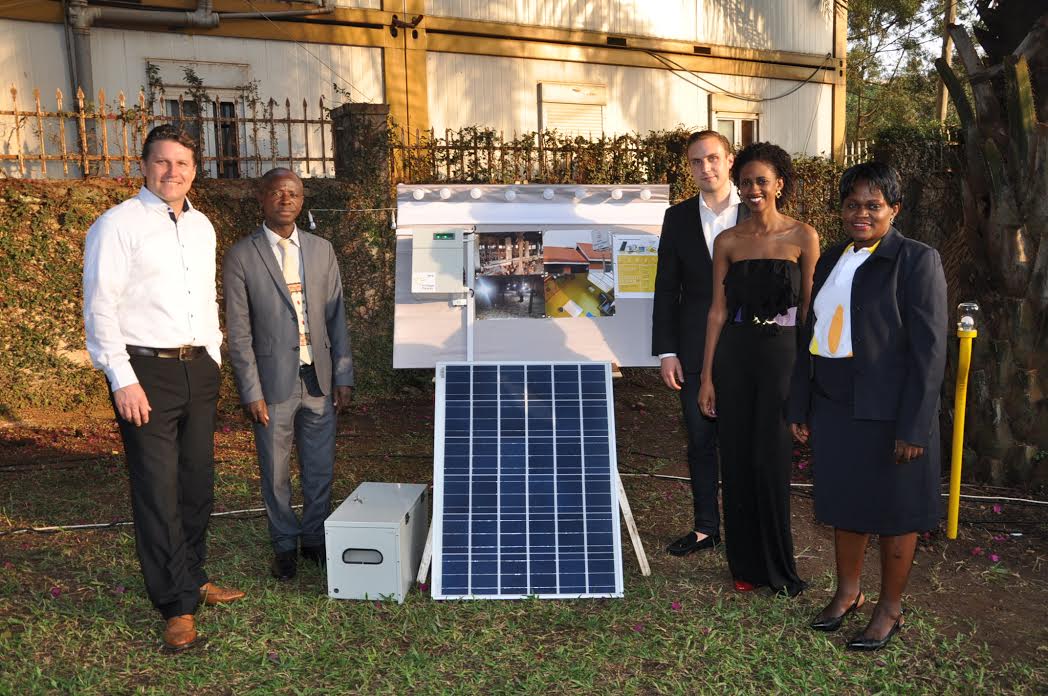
[{"xmin": 788, "ymin": 162, "xmax": 947, "ymax": 651}]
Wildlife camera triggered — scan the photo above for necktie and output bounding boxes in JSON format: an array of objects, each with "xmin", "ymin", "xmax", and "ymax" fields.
[{"xmin": 277, "ymin": 237, "xmax": 313, "ymax": 365}]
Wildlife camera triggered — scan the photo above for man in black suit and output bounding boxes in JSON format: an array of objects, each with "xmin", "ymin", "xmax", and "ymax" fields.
[{"xmin": 652, "ymin": 130, "xmax": 748, "ymax": 556}]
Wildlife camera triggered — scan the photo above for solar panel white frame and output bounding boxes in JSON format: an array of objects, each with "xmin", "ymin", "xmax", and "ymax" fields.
[{"xmin": 432, "ymin": 361, "xmax": 624, "ymax": 600}]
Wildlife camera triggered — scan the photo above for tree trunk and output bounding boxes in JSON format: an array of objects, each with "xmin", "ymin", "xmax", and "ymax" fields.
[{"xmin": 935, "ymin": 16, "xmax": 1048, "ymax": 489}]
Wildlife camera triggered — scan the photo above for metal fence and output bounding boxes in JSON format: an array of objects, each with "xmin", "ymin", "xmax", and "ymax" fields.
[
  {"xmin": 389, "ymin": 126, "xmax": 684, "ymax": 186},
  {"xmin": 0, "ymin": 86, "xmax": 335, "ymax": 179},
  {"xmin": 844, "ymin": 139, "xmax": 871, "ymax": 166}
]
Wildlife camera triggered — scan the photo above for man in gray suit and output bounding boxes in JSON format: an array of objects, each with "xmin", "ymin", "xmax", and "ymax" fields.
[{"xmin": 223, "ymin": 167, "xmax": 354, "ymax": 580}]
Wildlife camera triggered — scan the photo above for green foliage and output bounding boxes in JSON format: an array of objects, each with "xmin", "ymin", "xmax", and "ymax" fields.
[
  {"xmin": 0, "ymin": 178, "xmax": 414, "ymax": 420},
  {"xmin": 0, "ymin": 125, "xmax": 848, "ymax": 419},
  {"xmin": 846, "ymin": 1, "xmax": 969, "ymax": 141}
]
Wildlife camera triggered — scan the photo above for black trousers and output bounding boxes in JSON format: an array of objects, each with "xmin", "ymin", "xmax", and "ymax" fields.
[
  {"xmin": 111, "ymin": 354, "xmax": 220, "ymax": 619},
  {"xmin": 680, "ymin": 372, "xmax": 720, "ymax": 536},
  {"xmin": 713, "ymin": 324, "xmax": 804, "ymax": 595}
]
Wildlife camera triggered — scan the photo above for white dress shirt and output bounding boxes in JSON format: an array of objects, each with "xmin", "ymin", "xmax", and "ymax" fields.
[
  {"xmin": 658, "ymin": 185, "xmax": 743, "ymax": 360},
  {"xmin": 83, "ymin": 186, "xmax": 222, "ymax": 390},
  {"xmin": 699, "ymin": 184, "xmax": 742, "ymax": 258},
  {"xmin": 809, "ymin": 242, "xmax": 880, "ymax": 358},
  {"xmin": 262, "ymin": 223, "xmax": 304, "ymax": 273}
]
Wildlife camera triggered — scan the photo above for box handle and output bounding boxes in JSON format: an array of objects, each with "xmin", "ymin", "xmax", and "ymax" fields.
[{"xmin": 341, "ymin": 548, "xmax": 383, "ymax": 565}]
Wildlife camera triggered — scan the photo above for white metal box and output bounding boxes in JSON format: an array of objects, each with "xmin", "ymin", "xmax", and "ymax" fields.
[
  {"xmin": 325, "ymin": 482, "xmax": 429, "ymax": 604},
  {"xmin": 410, "ymin": 228, "xmax": 466, "ymax": 294}
]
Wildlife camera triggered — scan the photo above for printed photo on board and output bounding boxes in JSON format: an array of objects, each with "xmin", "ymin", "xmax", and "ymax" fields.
[{"xmin": 541, "ymin": 229, "xmax": 615, "ymax": 319}]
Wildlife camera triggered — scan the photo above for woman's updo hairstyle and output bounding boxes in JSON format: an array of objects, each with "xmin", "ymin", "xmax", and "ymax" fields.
[{"xmin": 731, "ymin": 142, "xmax": 795, "ymax": 208}]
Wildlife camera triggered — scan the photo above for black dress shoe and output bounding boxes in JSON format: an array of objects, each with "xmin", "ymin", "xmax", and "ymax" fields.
[
  {"xmin": 809, "ymin": 592, "xmax": 864, "ymax": 632},
  {"xmin": 271, "ymin": 550, "xmax": 297, "ymax": 581},
  {"xmin": 846, "ymin": 614, "xmax": 904, "ymax": 651},
  {"xmin": 301, "ymin": 544, "xmax": 327, "ymax": 567},
  {"xmin": 666, "ymin": 531, "xmax": 721, "ymax": 557}
]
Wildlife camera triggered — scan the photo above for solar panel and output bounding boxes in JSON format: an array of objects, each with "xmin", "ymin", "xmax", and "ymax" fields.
[{"xmin": 432, "ymin": 362, "xmax": 624, "ymax": 599}]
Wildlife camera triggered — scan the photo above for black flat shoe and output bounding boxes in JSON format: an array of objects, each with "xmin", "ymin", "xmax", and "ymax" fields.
[
  {"xmin": 666, "ymin": 531, "xmax": 721, "ymax": 557},
  {"xmin": 846, "ymin": 614, "xmax": 904, "ymax": 651},
  {"xmin": 809, "ymin": 592, "xmax": 865, "ymax": 632},
  {"xmin": 301, "ymin": 544, "xmax": 327, "ymax": 567},
  {"xmin": 271, "ymin": 550, "xmax": 297, "ymax": 581}
]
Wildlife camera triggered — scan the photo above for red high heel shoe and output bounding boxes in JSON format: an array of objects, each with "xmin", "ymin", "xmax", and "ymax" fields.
[{"xmin": 733, "ymin": 579, "xmax": 757, "ymax": 592}]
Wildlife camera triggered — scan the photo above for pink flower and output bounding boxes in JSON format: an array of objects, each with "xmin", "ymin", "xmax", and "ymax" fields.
[
  {"xmin": 797, "ymin": 460, "xmax": 809, "ymax": 470},
  {"xmin": 49, "ymin": 586, "xmax": 62, "ymax": 599},
  {"xmin": 111, "ymin": 585, "xmax": 126, "ymax": 595},
  {"xmin": 670, "ymin": 601, "xmax": 682, "ymax": 612},
  {"xmin": 992, "ymin": 504, "xmax": 1002, "ymax": 514},
  {"xmin": 267, "ymin": 651, "xmax": 279, "ymax": 664},
  {"xmin": 418, "ymin": 581, "xmax": 429, "ymax": 592},
  {"xmin": 2, "ymin": 561, "xmax": 13, "ymax": 570},
  {"xmin": 222, "ymin": 425, "xmax": 232, "ymax": 434},
  {"xmin": 992, "ymin": 534, "xmax": 1007, "ymax": 542},
  {"xmin": 631, "ymin": 623, "xmax": 644, "ymax": 632},
  {"xmin": 970, "ymin": 546, "xmax": 984, "ymax": 556},
  {"xmin": 989, "ymin": 554, "xmax": 1000, "ymax": 563}
]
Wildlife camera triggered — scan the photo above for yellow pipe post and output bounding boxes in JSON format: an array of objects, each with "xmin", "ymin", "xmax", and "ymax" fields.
[{"xmin": 947, "ymin": 327, "xmax": 977, "ymax": 539}]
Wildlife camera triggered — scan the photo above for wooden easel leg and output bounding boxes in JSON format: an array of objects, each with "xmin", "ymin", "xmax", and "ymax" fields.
[
  {"xmin": 617, "ymin": 471, "xmax": 651, "ymax": 576},
  {"xmin": 417, "ymin": 527, "xmax": 433, "ymax": 585}
]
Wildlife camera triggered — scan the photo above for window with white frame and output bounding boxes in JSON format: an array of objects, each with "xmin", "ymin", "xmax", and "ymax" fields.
[{"xmin": 709, "ymin": 94, "xmax": 761, "ymax": 149}]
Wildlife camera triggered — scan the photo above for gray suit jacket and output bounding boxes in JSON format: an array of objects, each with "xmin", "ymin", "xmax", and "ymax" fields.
[{"xmin": 223, "ymin": 226, "xmax": 354, "ymax": 405}]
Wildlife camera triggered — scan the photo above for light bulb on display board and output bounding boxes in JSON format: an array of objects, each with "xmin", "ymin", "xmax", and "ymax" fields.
[
  {"xmin": 504, "ymin": 189, "xmax": 517, "ymax": 201},
  {"xmin": 611, "ymin": 189, "xmax": 623, "ymax": 200},
  {"xmin": 640, "ymin": 189, "xmax": 652, "ymax": 200},
  {"xmin": 542, "ymin": 188, "xmax": 555, "ymax": 200},
  {"xmin": 439, "ymin": 187, "xmax": 451, "ymax": 200},
  {"xmin": 470, "ymin": 188, "xmax": 483, "ymax": 199},
  {"xmin": 411, "ymin": 189, "xmax": 425, "ymax": 200},
  {"xmin": 574, "ymin": 188, "xmax": 587, "ymax": 200}
]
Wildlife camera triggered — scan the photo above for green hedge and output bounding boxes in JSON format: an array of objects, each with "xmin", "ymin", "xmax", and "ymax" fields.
[
  {"xmin": 0, "ymin": 178, "xmax": 412, "ymax": 418},
  {"xmin": 1, "ymin": 135, "xmax": 851, "ymax": 420}
]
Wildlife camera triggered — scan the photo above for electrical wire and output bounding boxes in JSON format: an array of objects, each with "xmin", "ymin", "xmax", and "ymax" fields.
[
  {"xmin": 645, "ymin": 49, "xmax": 834, "ymax": 103},
  {"xmin": 237, "ymin": 0, "xmax": 376, "ymax": 104},
  {"xmin": 617, "ymin": 470, "xmax": 1048, "ymax": 507}
]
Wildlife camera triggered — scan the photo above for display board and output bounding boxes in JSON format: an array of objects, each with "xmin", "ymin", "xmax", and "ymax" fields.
[
  {"xmin": 393, "ymin": 184, "xmax": 665, "ymax": 368},
  {"xmin": 432, "ymin": 362, "xmax": 624, "ymax": 600}
]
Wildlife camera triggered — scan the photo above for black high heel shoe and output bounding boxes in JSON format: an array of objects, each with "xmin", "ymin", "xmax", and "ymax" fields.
[
  {"xmin": 809, "ymin": 592, "xmax": 865, "ymax": 632},
  {"xmin": 846, "ymin": 613, "xmax": 904, "ymax": 651}
]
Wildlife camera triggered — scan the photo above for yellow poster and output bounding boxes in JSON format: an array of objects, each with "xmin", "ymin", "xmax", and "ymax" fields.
[{"xmin": 613, "ymin": 235, "xmax": 659, "ymax": 298}]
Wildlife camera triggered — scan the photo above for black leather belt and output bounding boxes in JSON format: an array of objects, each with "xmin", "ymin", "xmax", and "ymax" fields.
[{"xmin": 126, "ymin": 345, "xmax": 206, "ymax": 361}]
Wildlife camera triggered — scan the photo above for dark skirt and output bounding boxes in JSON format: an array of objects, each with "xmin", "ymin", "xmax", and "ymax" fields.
[{"xmin": 810, "ymin": 356, "xmax": 941, "ymax": 535}]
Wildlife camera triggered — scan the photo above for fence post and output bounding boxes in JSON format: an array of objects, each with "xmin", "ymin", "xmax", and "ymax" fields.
[
  {"xmin": 11, "ymin": 87, "xmax": 25, "ymax": 177},
  {"xmin": 329, "ymin": 102, "xmax": 390, "ymax": 184}
]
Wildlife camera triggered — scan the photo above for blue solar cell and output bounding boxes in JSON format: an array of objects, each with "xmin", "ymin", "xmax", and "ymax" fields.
[{"xmin": 435, "ymin": 362, "xmax": 622, "ymax": 599}]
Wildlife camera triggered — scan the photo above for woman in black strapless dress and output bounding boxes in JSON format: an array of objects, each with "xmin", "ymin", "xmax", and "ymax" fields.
[{"xmin": 697, "ymin": 143, "xmax": 819, "ymax": 597}]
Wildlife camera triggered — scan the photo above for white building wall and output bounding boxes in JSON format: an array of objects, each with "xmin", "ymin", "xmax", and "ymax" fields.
[
  {"xmin": 425, "ymin": 0, "xmax": 834, "ymax": 54},
  {"xmin": 427, "ymin": 52, "xmax": 832, "ymax": 156},
  {"xmin": 428, "ymin": 52, "xmax": 709, "ymax": 137},
  {"xmin": 0, "ymin": 19, "xmax": 384, "ymax": 178}
]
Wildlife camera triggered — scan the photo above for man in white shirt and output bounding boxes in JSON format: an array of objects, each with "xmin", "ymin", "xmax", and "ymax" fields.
[
  {"xmin": 223, "ymin": 168, "xmax": 354, "ymax": 582},
  {"xmin": 83, "ymin": 125, "xmax": 244, "ymax": 653},
  {"xmin": 651, "ymin": 131, "xmax": 747, "ymax": 556}
]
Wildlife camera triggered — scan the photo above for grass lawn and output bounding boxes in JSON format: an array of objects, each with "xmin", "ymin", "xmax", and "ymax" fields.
[{"xmin": 1, "ymin": 372, "xmax": 1045, "ymax": 694}]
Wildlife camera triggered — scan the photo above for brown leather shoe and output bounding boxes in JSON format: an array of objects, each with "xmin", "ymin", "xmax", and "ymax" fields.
[
  {"xmin": 199, "ymin": 581, "xmax": 246, "ymax": 605},
  {"xmin": 163, "ymin": 615, "xmax": 197, "ymax": 652}
]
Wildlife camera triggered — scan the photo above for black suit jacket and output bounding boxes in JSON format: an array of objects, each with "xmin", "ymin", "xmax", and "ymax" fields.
[
  {"xmin": 787, "ymin": 228, "xmax": 948, "ymax": 447},
  {"xmin": 651, "ymin": 194, "xmax": 748, "ymax": 374}
]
